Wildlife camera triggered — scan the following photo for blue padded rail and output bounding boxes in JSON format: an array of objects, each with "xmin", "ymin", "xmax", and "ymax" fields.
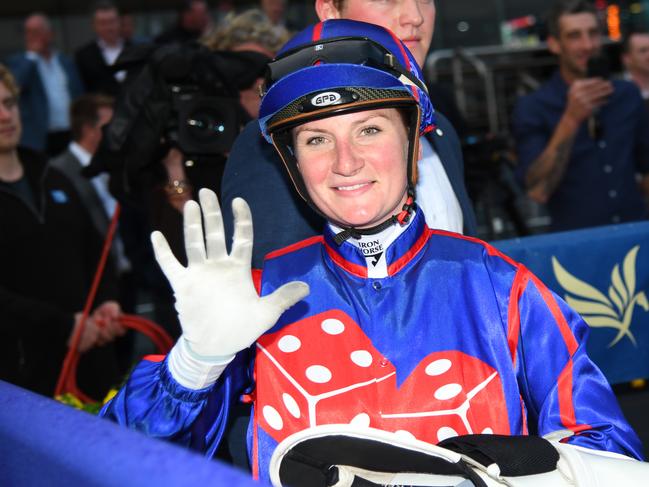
[{"xmin": 0, "ymin": 381, "xmax": 260, "ymax": 487}]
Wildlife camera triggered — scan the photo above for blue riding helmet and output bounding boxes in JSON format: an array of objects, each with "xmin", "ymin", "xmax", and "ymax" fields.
[{"xmin": 258, "ymin": 19, "xmax": 436, "ymax": 241}]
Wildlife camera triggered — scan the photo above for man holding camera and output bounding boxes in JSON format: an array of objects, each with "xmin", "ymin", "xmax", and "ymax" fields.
[{"xmin": 512, "ymin": 0, "xmax": 649, "ymax": 232}]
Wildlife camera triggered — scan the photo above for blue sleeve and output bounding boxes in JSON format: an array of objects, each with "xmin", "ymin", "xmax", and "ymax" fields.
[
  {"xmin": 5, "ymin": 54, "xmax": 37, "ymax": 90},
  {"xmin": 514, "ymin": 270, "xmax": 643, "ymax": 459},
  {"xmin": 511, "ymin": 95, "xmax": 550, "ymax": 187},
  {"xmin": 100, "ymin": 352, "xmax": 252, "ymax": 458},
  {"xmin": 220, "ymin": 120, "xmax": 323, "ymax": 268}
]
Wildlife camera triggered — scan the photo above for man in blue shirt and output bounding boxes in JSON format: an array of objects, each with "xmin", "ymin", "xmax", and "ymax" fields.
[
  {"xmin": 5, "ymin": 13, "xmax": 83, "ymax": 156},
  {"xmin": 512, "ymin": 0, "xmax": 649, "ymax": 232}
]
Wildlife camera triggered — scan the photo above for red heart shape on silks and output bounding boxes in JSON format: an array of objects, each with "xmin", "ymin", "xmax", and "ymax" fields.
[{"xmin": 255, "ymin": 310, "xmax": 511, "ymax": 445}]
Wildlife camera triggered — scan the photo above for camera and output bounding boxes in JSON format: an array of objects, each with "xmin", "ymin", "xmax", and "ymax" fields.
[{"xmin": 87, "ymin": 42, "xmax": 248, "ymax": 184}]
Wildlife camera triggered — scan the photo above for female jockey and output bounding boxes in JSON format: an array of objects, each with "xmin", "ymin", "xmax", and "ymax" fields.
[{"xmin": 102, "ymin": 19, "xmax": 644, "ymax": 485}]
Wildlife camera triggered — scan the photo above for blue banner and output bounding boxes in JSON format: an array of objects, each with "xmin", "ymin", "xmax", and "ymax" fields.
[{"xmin": 493, "ymin": 222, "xmax": 649, "ymax": 384}]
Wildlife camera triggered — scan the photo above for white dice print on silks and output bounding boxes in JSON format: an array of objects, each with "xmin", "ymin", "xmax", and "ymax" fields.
[
  {"xmin": 256, "ymin": 310, "xmax": 397, "ymax": 443},
  {"xmin": 254, "ymin": 310, "xmax": 512, "ymax": 445},
  {"xmin": 379, "ymin": 349, "xmax": 511, "ymax": 444}
]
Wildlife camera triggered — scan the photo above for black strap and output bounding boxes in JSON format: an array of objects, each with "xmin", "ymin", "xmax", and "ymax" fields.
[
  {"xmin": 439, "ymin": 434, "xmax": 560, "ymax": 477},
  {"xmin": 333, "ymin": 189, "xmax": 416, "ymax": 245}
]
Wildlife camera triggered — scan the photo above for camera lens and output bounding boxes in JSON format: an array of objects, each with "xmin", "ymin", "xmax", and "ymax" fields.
[{"xmin": 186, "ymin": 108, "xmax": 226, "ymax": 141}]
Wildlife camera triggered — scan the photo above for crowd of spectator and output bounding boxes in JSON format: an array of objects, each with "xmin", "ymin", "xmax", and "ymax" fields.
[
  {"xmin": 0, "ymin": 0, "xmax": 291, "ymax": 401},
  {"xmin": 0, "ymin": 0, "xmax": 648, "ymax": 407}
]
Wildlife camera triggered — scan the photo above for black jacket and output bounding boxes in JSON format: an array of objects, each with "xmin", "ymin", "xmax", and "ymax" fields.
[
  {"xmin": 0, "ymin": 148, "xmax": 120, "ymax": 397},
  {"xmin": 75, "ymin": 41, "xmax": 129, "ymax": 96}
]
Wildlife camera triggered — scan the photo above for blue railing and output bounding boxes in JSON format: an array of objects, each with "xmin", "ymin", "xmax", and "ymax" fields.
[
  {"xmin": 0, "ymin": 380, "xmax": 260, "ymax": 487},
  {"xmin": 493, "ymin": 221, "xmax": 649, "ymax": 384}
]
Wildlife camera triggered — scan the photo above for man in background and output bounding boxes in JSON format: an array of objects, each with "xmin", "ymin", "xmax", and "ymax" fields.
[
  {"xmin": 0, "ymin": 64, "xmax": 124, "ymax": 399},
  {"xmin": 50, "ymin": 94, "xmax": 131, "ymax": 281},
  {"xmin": 5, "ymin": 13, "xmax": 83, "ymax": 156},
  {"xmin": 204, "ymin": 8, "xmax": 290, "ymax": 119},
  {"xmin": 259, "ymin": 0, "xmax": 300, "ymax": 32},
  {"xmin": 155, "ymin": 0, "xmax": 212, "ymax": 45},
  {"xmin": 75, "ymin": 1, "xmax": 127, "ymax": 96},
  {"xmin": 512, "ymin": 0, "xmax": 649, "ymax": 231},
  {"xmin": 621, "ymin": 29, "xmax": 649, "ymax": 110}
]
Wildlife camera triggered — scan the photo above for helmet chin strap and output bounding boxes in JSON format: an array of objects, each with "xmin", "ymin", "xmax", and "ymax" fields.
[{"xmin": 332, "ymin": 187, "xmax": 416, "ymax": 246}]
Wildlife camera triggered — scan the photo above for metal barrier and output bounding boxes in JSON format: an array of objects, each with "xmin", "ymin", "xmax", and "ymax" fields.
[
  {"xmin": 0, "ymin": 381, "xmax": 260, "ymax": 487},
  {"xmin": 425, "ymin": 43, "xmax": 556, "ymax": 136}
]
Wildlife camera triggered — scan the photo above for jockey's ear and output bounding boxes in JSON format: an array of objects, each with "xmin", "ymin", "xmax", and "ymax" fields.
[{"xmin": 315, "ymin": 0, "xmax": 343, "ymax": 21}]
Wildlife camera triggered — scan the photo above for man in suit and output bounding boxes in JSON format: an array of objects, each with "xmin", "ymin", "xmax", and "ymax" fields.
[
  {"xmin": 221, "ymin": 0, "xmax": 477, "ymax": 269},
  {"xmin": 51, "ymin": 94, "xmax": 132, "ymax": 281},
  {"xmin": 51, "ymin": 94, "xmax": 118, "ymax": 243},
  {"xmin": 75, "ymin": 1, "xmax": 127, "ymax": 96},
  {"xmin": 5, "ymin": 13, "xmax": 83, "ymax": 156}
]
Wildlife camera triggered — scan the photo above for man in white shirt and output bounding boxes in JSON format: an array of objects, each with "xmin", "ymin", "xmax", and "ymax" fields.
[{"xmin": 75, "ymin": 1, "xmax": 128, "ymax": 96}]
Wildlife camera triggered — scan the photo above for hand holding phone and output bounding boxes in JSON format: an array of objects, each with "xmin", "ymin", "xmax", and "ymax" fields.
[{"xmin": 586, "ymin": 54, "xmax": 610, "ymax": 79}]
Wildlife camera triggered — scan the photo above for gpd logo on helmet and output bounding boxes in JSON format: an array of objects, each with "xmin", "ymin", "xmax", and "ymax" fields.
[{"xmin": 311, "ymin": 91, "xmax": 342, "ymax": 107}]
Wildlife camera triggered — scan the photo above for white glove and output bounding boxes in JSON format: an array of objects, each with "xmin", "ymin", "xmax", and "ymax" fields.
[{"xmin": 152, "ymin": 189, "xmax": 309, "ymax": 388}]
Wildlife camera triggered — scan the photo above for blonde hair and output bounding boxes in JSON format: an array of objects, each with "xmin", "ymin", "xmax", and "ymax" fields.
[
  {"xmin": 204, "ymin": 8, "xmax": 290, "ymax": 54},
  {"xmin": 0, "ymin": 64, "xmax": 19, "ymax": 97}
]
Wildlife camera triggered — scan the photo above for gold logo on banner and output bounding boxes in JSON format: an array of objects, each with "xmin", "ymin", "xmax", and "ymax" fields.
[{"xmin": 552, "ymin": 245, "xmax": 648, "ymax": 348}]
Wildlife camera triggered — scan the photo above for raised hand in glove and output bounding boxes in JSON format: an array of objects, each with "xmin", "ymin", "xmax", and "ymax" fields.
[{"xmin": 152, "ymin": 188, "xmax": 309, "ymax": 388}]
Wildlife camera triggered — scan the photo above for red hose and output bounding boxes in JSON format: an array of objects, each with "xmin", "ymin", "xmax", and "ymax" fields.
[{"xmin": 55, "ymin": 203, "xmax": 174, "ymax": 403}]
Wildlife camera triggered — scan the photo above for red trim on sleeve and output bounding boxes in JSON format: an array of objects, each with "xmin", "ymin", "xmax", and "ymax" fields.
[
  {"xmin": 143, "ymin": 354, "xmax": 165, "ymax": 363},
  {"xmin": 557, "ymin": 360, "xmax": 578, "ymax": 430},
  {"xmin": 252, "ymin": 268, "xmax": 262, "ymax": 295},
  {"xmin": 324, "ymin": 241, "xmax": 368, "ymax": 278},
  {"xmin": 387, "ymin": 226, "xmax": 432, "ymax": 276},
  {"xmin": 265, "ymin": 235, "xmax": 324, "ymax": 260},
  {"xmin": 506, "ymin": 267, "xmax": 530, "ymax": 365},
  {"xmin": 560, "ymin": 423, "xmax": 594, "ymax": 441},
  {"xmin": 312, "ymin": 22, "xmax": 324, "ymax": 42},
  {"xmin": 531, "ymin": 275, "xmax": 579, "ymax": 355},
  {"xmin": 532, "ymin": 274, "xmax": 584, "ymax": 433}
]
